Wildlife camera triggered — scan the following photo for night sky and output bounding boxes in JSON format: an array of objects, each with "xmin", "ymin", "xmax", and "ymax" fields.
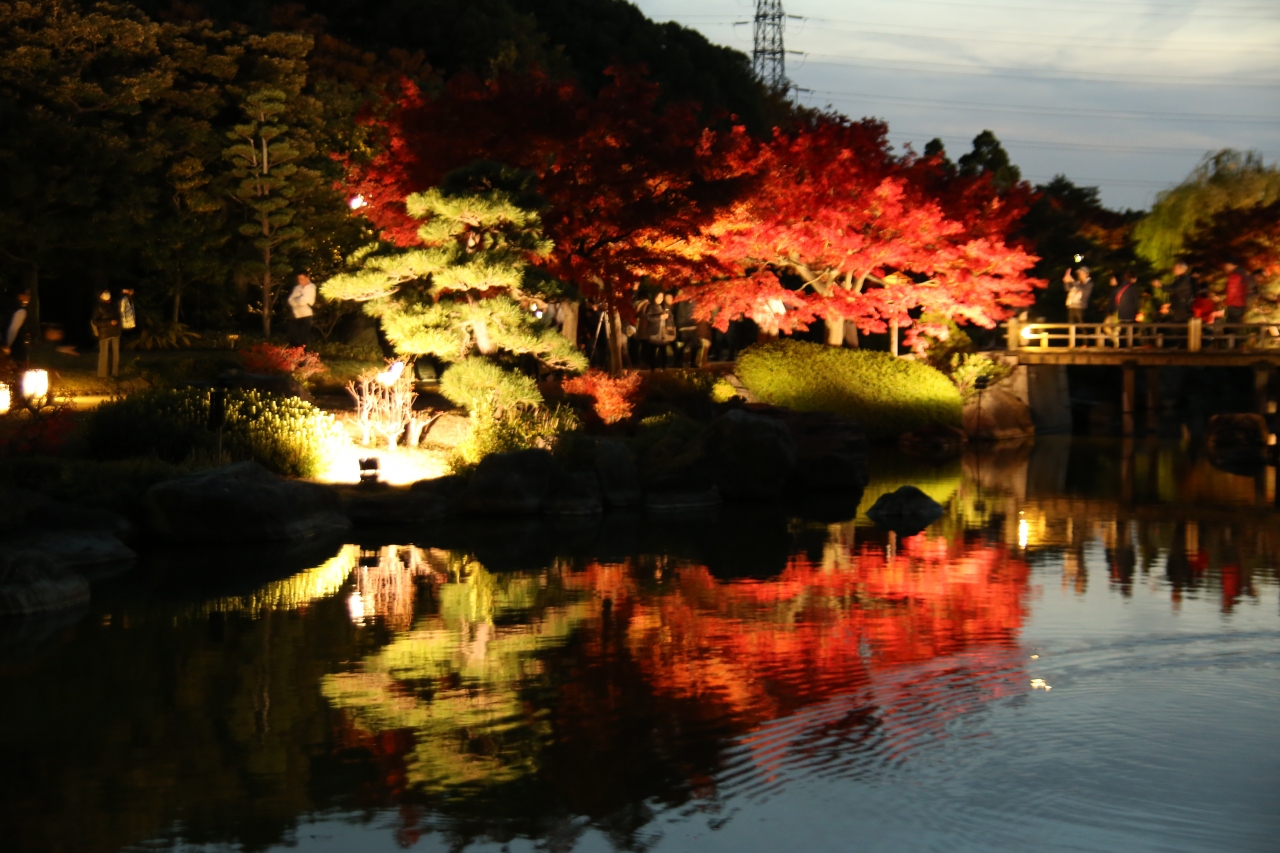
[{"xmin": 634, "ymin": 0, "xmax": 1280, "ymax": 210}]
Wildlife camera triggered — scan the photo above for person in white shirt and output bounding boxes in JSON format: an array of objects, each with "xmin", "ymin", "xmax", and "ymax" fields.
[{"xmin": 286, "ymin": 273, "xmax": 316, "ymax": 347}]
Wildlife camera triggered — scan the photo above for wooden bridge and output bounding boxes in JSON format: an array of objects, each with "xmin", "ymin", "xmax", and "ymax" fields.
[{"xmin": 1003, "ymin": 319, "xmax": 1280, "ymax": 436}]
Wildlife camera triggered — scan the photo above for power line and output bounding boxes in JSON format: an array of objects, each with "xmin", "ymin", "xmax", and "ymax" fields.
[
  {"xmin": 802, "ymin": 54, "xmax": 1280, "ymax": 87},
  {"xmin": 651, "ymin": 1, "xmax": 1280, "ymax": 20},
  {"xmin": 795, "ymin": 19, "xmax": 1280, "ymax": 53},
  {"xmin": 802, "ymin": 89, "xmax": 1280, "ymax": 123}
]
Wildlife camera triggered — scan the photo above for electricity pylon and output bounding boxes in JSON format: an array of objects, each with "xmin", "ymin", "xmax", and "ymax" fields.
[{"xmin": 753, "ymin": 0, "xmax": 788, "ymax": 93}]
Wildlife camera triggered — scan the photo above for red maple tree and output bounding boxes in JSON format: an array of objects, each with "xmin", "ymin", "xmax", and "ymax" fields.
[
  {"xmin": 689, "ymin": 118, "xmax": 1043, "ymax": 351},
  {"xmin": 343, "ymin": 67, "xmax": 757, "ymax": 372}
]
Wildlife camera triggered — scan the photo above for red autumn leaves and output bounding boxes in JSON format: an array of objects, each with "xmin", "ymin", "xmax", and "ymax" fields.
[{"xmin": 343, "ymin": 67, "xmax": 1042, "ymax": 353}]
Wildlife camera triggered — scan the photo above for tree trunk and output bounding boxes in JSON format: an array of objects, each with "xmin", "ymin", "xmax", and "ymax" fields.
[
  {"xmin": 473, "ymin": 318, "xmax": 496, "ymax": 355},
  {"xmin": 844, "ymin": 319, "xmax": 859, "ymax": 348},
  {"xmin": 172, "ymin": 279, "xmax": 183, "ymax": 325},
  {"xmin": 261, "ymin": 270, "xmax": 273, "ymax": 337},
  {"xmin": 559, "ymin": 300, "xmax": 579, "ymax": 349},
  {"xmin": 825, "ymin": 313, "xmax": 844, "ymax": 346}
]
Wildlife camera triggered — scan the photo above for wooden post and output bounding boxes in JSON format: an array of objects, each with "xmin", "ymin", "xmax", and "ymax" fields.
[
  {"xmin": 890, "ymin": 318, "xmax": 899, "ymax": 357},
  {"xmin": 1122, "ymin": 360, "xmax": 1136, "ymax": 436},
  {"xmin": 1146, "ymin": 368, "xmax": 1160, "ymax": 433},
  {"xmin": 1007, "ymin": 317, "xmax": 1019, "ymax": 351},
  {"xmin": 1254, "ymin": 363, "xmax": 1270, "ymax": 418},
  {"xmin": 1189, "ymin": 318, "xmax": 1201, "ymax": 352},
  {"xmin": 1069, "ymin": 324, "xmax": 1076, "ymax": 349}
]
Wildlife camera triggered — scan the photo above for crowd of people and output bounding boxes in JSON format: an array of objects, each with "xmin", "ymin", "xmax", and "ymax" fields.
[{"xmin": 1061, "ymin": 258, "xmax": 1260, "ymax": 338}]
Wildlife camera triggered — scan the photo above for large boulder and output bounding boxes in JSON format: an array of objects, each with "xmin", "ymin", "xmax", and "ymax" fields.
[
  {"xmin": 644, "ymin": 485, "xmax": 722, "ymax": 514},
  {"xmin": 593, "ymin": 440, "xmax": 641, "ymax": 508},
  {"xmin": 0, "ymin": 548, "xmax": 91, "ymax": 615},
  {"xmin": 545, "ymin": 471, "xmax": 604, "ymax": 516},
  {"xmin": 342, "ymin": 486, "xmax": 451, "ymax": 527},
  {"xmin": 963, "ymin": 388, "xmax": 1035, "ymax": 441},
  {"xmin": 143, "ymin": 461, "xmax": 351, "ymax": 542},
  {"xmin": 4, "ymin": 532, "xmax": 135, "ymax": 578},
  {"xmin": 865, "ymin": 485, "xmax": 945, "ymax": 535},
  {"xmin": 702, "ymin": 409, "xmax": 797, "ymax": 500},
  {"xmin": 462, "ymin": 449, "xmax": 560, "ymax": 515}
]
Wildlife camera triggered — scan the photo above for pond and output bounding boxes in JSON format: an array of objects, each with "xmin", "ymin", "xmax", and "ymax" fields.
[{"xmin": 2, "ymin": 438, "xmax": 1278, "ymax": 853}]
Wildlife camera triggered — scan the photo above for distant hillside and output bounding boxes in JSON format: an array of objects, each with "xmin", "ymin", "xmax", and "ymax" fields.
[{"xmin": 141, "ymin": 0, "xmax": 788, "ymax": 129}]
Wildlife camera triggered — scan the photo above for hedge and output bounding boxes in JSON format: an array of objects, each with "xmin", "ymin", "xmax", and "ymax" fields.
[{"xmin": 735, "ymin": 340, "xmax": 962, "ymax": 439}]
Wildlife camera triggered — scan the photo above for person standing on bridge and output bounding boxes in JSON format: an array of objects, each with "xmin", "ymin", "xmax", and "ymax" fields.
[
  {"xmin": 1166, "ymin": 261, "xmax": 1195, "ymax": 323},
  {"xmin": 1103, "ymin": 273, "xmax": 1140, "ymax": 347},
  {"xmin": 1223, "ymin": 259, "xmax": 1255, "ymax": 325},
  {"xmin": 1063, "ymin": 266, "xmax": 1093, "ymax": 325}
]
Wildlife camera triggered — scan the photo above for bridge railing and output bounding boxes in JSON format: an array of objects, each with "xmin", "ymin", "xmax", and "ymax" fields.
[{"xmin": 1006, "ymin": 319, "xmax": 1280, "ymax": 352}]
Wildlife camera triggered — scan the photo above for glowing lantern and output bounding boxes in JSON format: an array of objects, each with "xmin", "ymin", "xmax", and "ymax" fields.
[
  {"xmin": 0, "ymin": 382, "xmax": 10, "ymax": 414},
  {"xmin": 349, "ymin": 194, "xmax": 366, "ymax": 210},
  {"xmin": 21, "ymin": 369, "xmax": 49, "ymax": 405}
]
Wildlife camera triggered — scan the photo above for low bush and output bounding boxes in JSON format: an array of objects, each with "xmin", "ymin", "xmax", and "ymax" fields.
[
  {"xmin": 452, "ymin": 403, "xmax": 580, "ymax": 470},
  {"xmin": 735, "ymin": 339, "xmax": 962, "ymax": 439},
  {"xmin": 561, "ymin": 370, "xmax": 645, "ymax": 425},
  {"xmin": 948, "ymin": 353, "xmax": 1014, "ymax": 400},
  {"xmin": 241, "ymin": 342, "xmax": 327, "ymax": 384},
  {"xmin": 85, "ymin": 387, "xmax": 348, "ymax": 477}
]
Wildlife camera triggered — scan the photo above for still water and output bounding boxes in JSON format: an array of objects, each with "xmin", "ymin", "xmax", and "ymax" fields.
[{"xmin": 2, "ymin": 438, "xmax": 1278, "ymax": 853}]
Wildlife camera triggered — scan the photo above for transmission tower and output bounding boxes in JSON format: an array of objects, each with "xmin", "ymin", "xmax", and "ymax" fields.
[{"xmin": 753, "ymin": 0, "xmax": 788, "ymax": 93}]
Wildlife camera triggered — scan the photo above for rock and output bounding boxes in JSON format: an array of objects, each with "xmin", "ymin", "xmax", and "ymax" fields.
[
  {"xmin": 865, "ymin": 485, "xmax": 945, "ymax": 535},
  {"xmin": 5, "ymin": 532, "xmax": 135, "ymax": 578},
  {"xmin": 143, "ymin": 461, "xmax": 351, "ymax": 542},
  {"xmin": 593, "ymin": 440, "xmax": 641, "ymax": 507},
  {"xmin": 342, "ymin": 487, "xmax": 450, "ymax": 527},
  {"xmin": 0, "ymin": 548, "xmax": 91, "ymax": 615},
  {"xmin": 897, "ymin": 423, "xmax": 967, "ymax": 459},
  {"xmin": 546, "ymin": 471, "xmax": 604, "ymax": 516},
  {"xmin": 461, "ymin": 449, "xmax": 560, "ymax": 515},
  {"xmin": 702, "ymin": 409, "xmax": 797, "ymax": 501},
  {"xmin": 421, "ymin": 412, "xmax": 471, "ymax": 449},
  {"xmin": 644, "ymin": 485, "xmax": 722, "ymax": 514},
  {"xmin": 28, "ymin": 503, "xmax": 138, "ymax": 544},
  {"xmin": 963, "ymin": 388, "xmax": 1035, "ymax": 441}
]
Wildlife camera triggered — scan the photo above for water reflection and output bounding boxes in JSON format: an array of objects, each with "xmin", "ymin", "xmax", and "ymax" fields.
[{"xmin": 1, "ymin": 439, "xmax": 1277, "ymax": 853}]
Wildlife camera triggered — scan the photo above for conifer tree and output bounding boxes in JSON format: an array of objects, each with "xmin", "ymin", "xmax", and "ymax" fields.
[
  {"xmin": 225, "ymin": 88, "xmax": 316, "ymax": 336},
  {"xmin": 324, "ymin": 161, "xmax": 585, "ymax": 389}
]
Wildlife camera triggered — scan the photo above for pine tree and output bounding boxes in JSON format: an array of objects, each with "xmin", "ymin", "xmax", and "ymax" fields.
[
  {"xmin": 324, "ymin": 161, "xmax": 585, "ymax": 373},
  {"xmin": 224, "ymin": 88, "xmax": 315, "ymax": 336}
]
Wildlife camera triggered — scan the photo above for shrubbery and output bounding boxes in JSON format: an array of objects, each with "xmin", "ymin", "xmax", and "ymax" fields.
[
  {"xmin": 735, "ymin": 340, "xmax": 962, "ymax": 438},
  {"xmin": 561, "ymin": 370, "xmax": 645, "ymax": 424},
  {"xmin": 86, "ymin": 388, "xmax": 348, "ymax": 477},
  {"xmin": 242, "ymin": 342, "xmax": 327, "ymax": 384}
]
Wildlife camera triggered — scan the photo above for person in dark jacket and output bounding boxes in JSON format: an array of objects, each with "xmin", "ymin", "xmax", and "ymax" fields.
[
  {"xmin": 92, "ymin": 288, "xmax": 122, "ymax": 377},
  {"xmin": 644, "ymin": 292, "xmax": 675, "ymax": 370},
  {"xmin": 1166, "ymin": 261, "xmax": 1195, "ymax": 322},
  {"xmin": 3, "ymin": 289, "xmax": 32, "ymax": 368}
]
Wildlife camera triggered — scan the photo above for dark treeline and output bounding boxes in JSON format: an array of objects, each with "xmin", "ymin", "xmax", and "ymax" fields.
[{"xmin": 0, "ymin": 0, "xmax": 789, "ymax": 344}]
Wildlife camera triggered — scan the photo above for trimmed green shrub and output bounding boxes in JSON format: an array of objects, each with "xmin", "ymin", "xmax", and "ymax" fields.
[
  {"xmin": 451, "ymin": 404, "xmax": 580, "ymax": 470},
  {"xmin": 85, "ymin": 388, "xmax": 348, "ymax": 477},
  {"xmin": 439, "ymin": 357, "xmax": 543, "ymax": 414},
  {"xmin": 735, "ymin": 340, "xmax": 962, "ymax": 438}
]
